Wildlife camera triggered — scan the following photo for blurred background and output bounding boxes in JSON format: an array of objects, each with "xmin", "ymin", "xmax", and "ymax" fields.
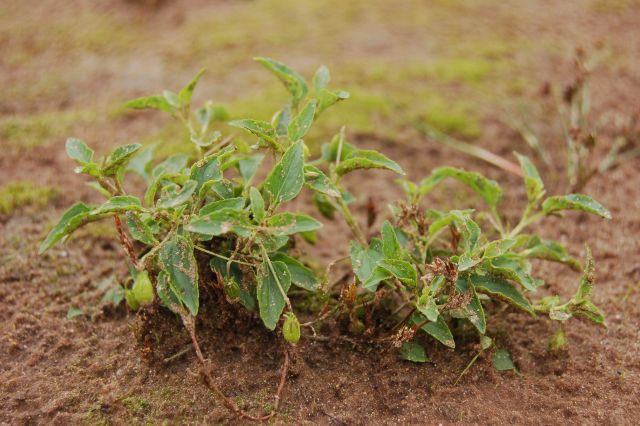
[{"xmin": 1, "ymin": 0, "xmax": 639, "ymax": 200}]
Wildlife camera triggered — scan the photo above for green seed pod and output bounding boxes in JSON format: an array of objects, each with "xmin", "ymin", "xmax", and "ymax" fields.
[
  {"xmin": 283, "ymin": 313, "xmax": 301, "ymax": 345},
  {"xmin": 124, "ymin": 289, "xmax": 140, "ymax": 311},
  {"xmin": 132, "ymin": 270, "xmax": 154, "ymax": 307}
]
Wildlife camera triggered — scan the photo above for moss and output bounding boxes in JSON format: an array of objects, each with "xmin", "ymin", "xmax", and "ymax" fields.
[
  {"xmin": 0, "ymin": 109, "xmax": 98, "ymax": 151},
  {"xmin": 122, "ymin": 394, "xmax": 150, "ymax": 414},
  {"xmin": 425, "ymin": 58, "xmax": 493, "ymax": 84},
  {"xmin": 591, "ymin": 0, "xmax": 640, "ymax": 13},
  {"xmin": 0, "ymin": 181, "xmax": 58, "ymax": 214}
]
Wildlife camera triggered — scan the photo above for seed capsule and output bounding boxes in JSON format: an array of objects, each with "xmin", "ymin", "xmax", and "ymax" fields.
[
  {"xmin": 132, "ymin": 270, "xmax": 154, "ymax": 307},
  {"xmin": 283, "ymin": 313, "xmax": 301, "ymax": 345}
]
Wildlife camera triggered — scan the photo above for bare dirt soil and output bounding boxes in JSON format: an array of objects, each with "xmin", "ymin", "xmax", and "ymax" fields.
[{"xmin": 1, "ymin": 0, "xmax": 639, "ymax": 424}]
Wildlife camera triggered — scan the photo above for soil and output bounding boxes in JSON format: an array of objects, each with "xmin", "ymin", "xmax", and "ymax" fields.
[{"xmin": 1, "ymin": 0, "xmax": 640, "ymax": 424}]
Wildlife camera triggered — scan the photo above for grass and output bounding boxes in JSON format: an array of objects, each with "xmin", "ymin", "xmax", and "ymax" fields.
[{"xmin": 0, "ymin": 181, "xmax": 58, "ymax": 214}]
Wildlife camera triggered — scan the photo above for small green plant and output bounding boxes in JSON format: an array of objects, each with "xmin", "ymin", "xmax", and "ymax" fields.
[
  {"xmin": 39, "ymin": 57, "xmax": 348, "ymax": 421},
  {"xmin": 40, "ymin": 57, "xmax": 610, "ymax": 420},
  {"xmin": 309, "ymin": 126, "xmax": 609, "ymax": 367}
]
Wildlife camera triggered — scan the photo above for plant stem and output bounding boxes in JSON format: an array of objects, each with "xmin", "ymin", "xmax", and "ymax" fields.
[
  {"xmin": 337, "ymin": 196, "xmax": 367, "ymax": 246},
  {"xmin": 194, "ymin": 245, "xmax": 254, "ymax": 267}
]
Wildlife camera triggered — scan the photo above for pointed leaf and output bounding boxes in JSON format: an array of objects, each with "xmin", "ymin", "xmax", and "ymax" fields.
[
  {"xmin": 336, "ymin": 150, "xmax": 405, "ymax": 176},
  {"xmin": 254, "ymin": 57, "xmax": 308, "ymax": 108},
  {"xmin": 266, "ymin": 213, "xmax": 322, "ymax": 236},
  {"xmin": 271, "ymin": 253, "xmax": 319, "ymax": 291},
  {"xmin": 157, "ymin": 180, "xmax": 197, "ymax": 208},
  {"xmin": 159, "ymin": 235, "xmax": 199, "ymax": 316},
  {"xmin": 257, "ymin": 260, "xmax": 291, "ymax": 330},
  {"xmin": 39, "ymin": 202, "xmax": 93, "ymax": 253},
  {"xmin": 103, "ymin": 144, "xmax": 142, "ymax": 176},
  {"xmin": 250, "ymin": 187, "xmax": 265, "ymax": 223},
  {"xmin": 228, "ymin": 119, "xmax": 279, "ymax": 149},
  {"xmin": 514, "ymin": 152, "xmax": 545, "ymax": 204},
  {"xmin": 178, "ymin": 68, "xmax": 205, "ymax": 107},
  {"xmin": 542, "ymin": 194, "xmax": 611, "ymax": 219},
  {"xmin": 263, "ymin": 141, "xmax": 305, "ymax": 204},
  {"xmin": 288, "ymin": 99, "xmax": 317, "ymax": 141},
  {"xmin": 350, "ymin": 238, "xmax": 384, "ymax": 285},
  {"xmin": 400, "ymin": 342, "xmax": 430, "ymax": 363},
  {"xmin": 125, "ymin": 95, "xmax": 173, "ymax": 113},
  {"xmin": 199, "ymin": 198, "xmax": 246, "ymax": 215},
  {"xmin": 469, "ymin": 273, "xmax": 534, "ymax": 314},
  {"xmin": 455, "ymin": 276, "xmax": 486, "ymax": 334},
  {"xmin": 190, "ymin": 157, "xmax": 221, "ymax": 192},
  {"xmin": 376, "ymin": 259, "xmax": 417, "ymax": 287},
  {"xmin": 488, "ymin": 255, "xmax": 543, "ymax": 291},
  {"xmin": 65, "ymin": 138, "xmax": 93, "ymax": 164},
  {"xmin": 413, "ymin": 313, "xmax": 455, "ymax": 348},
  {"xmin": 186, "ymin": 208, "xmax": 253, "ymax": 237}
]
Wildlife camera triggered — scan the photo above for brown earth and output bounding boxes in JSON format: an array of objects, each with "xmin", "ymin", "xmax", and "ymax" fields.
[{"xmin": 1, "ymin": 0, "xmax": 640, "ymax": 424}]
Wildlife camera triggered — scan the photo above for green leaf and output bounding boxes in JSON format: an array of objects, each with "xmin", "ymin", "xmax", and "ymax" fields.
[
  {"xmin": 228, "ymin": 119, "xmax": 280, "ymax": 149},
  {"xmin": 455, "ymin": 276, "xmax": 486, "ymax": 334},
  {"xmin": 238, "ymin": 154, "xmax": 265, "ymax": 183},
  {"xmin": 422, "ymin": 167, "xmax": 503, "ymax": 208},
  {"xmin": 127, "ymin": 146, "xmax": 155, "ymax": 182},
  {"xmin": 94, "ymin": 196, "xmax": 143, "ymax": 214},
  {"xmin": 156, "ymin": 270, "xmax": 181, "ymax": 311},
  {"xmin": 199, "ymin": 197, "xmax": 246, "ymax": 215},
  {"xmin": 488, "ymin": 255, "xmax": 543, "ymax": 291},
  {"xmin": 304, "ymin": 165, "xmax": 341, "ymax": 197},
  {"xmin": 190, "ymin": 157, "xmax": 221, "ymax": 192},
  {"xmin": 152, "ymin": 154, "xmax": 189, "ymax": 180},
  {"xmin": 574, "ymin": 248, "xmax": 595, "ymax": 302},
  {"xmin": 178, "ymin": 68, "xmax": 205, "ymax": 108},
  {"xmin": 514, "ymin": 152, "xmax": 545, "ymax": 204},
  {"xmin": 381, "ymin": 221, "xmax": 402, "ymax": 260},
  {"xmin": 250, "ymin": 187, "xmax": 265, "ymax": 223},
  {"xmin": 210, "ymin": 258, "xmax": 256, "ymax": 311},
  {"xmin": 492, "ymin": 349, "xmax": 515, "ymax": 371},
  {"xmin": 316, "ymin": 89, "xmax": 350, "ymax": 115},
  {"xmin": 335, "ymin": 149, "xmax": 405, "ymax": 176},
  {"xmin": 542, "ymin": 194, "xmax": 611, "ymax": 219},
  {"xmin": 521, "ymin": 236, "xmax": 581, "ymax": 270},
  {"xmin": 65, "ymin": 138, "xmax": 93, "ymax": 164},
  {"xmin": 272, "ymin": 103, "xmax": 292, "ymax": 137},
  {"xmin": 103, "ymin": 144, "xmax": 142, "ymax": 176},
  {"xmin": 263, "ymin": 140, "xmax": 305, "ymax": 204},
  {"xmin": 256, "ymin": 260, "xmax": 292, "ymax": 330},
  {"xmin": 375, "ymin": 259, "xmax": 417, "ymax": 287},
  {"xmin": 266, "ymin": 213, "xmax": 322, "ymax": 236},
  {"xmin": 313, "ymin": 65, "xmax": 330, "ymax": 92},
  {"xmin": 157, "ymin": 180, "xmax": 197, "ymax": 208},
  {"xmin": 362, "ymin": 267, "xmax": 392, "ymax": 291},
  {"xmin": 66, "ymin": 306, "xmax": 83, "ymax": 320},
  {"xmin": 350, "ymin": 238, "xmax": 384, "ymax": 285},
  {"xmin": 288, "ymin": 99, "xmax": 317, "ymax": 141},
  {"xmin": 254, "ymin": 57, "xmax": 308, "ymax": 108},
  {"xmin": 186, "ymin": 208, "xmax": 253, "ymax": 238},
  {"xmin": 39, "ymin": 202, "xmax": 93, "ymax": 253},
  {"xmin": 125, "ymin": 212, "xmax": 157, "ymax": 245},
  {"xmin": 480, "ymin": 335, "xmax": 493, "ymax": 350},
  {"xmin": 400, "ymin": 342, "xmax": 430, "ymax": 363},
  {"xmin": 271, "ymin": 253, "xmax": 319, "ymax": 291},
  {"xmin": 125, "ymin": 95, "xmax": 173, "ymax": 113},
  {"xmin": 413, "ymin": 313, "xmax": 455, "ymax": 348},
  {"xmin": 469, "ymin": 273, "xmax": 534, "ymax": 314},
  {"xmin": 159, "ymin": 235, "xmax": 199, "ymax": 316}
]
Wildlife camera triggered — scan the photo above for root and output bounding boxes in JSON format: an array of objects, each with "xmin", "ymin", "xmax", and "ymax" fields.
[{"xmin": 180, "ymin": 313, "xmax": 290, "ymax": 422}]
